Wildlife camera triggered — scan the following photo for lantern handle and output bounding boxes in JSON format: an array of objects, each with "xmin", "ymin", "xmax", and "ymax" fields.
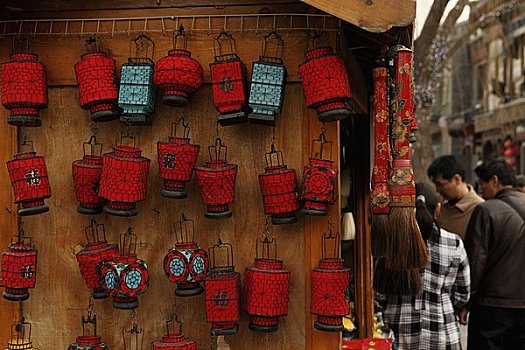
[
  {"xmin": 306, "ymin": 30, "xmax": 328, "ymax": 51},
  {"xmin": 172, "ymin": 24, "xmax": 188, "ymax": 50},
  {"xmin": 129, "ymin": 33, "xmax": 155, "ymax": 64},
  {"xmin": 262, "ymin": 30, "xmax": 284, "ymax": 60},
  {"xmin": 213, "ymin": 30, "xmax": 236, "ymax": 57},
  {"xmin": 84, "ymin": 219, "xmax": 107, "ymax": 244},
  {"xmin": 173, "ymin": 213, "xmax": 195, "ymax": 243},
  {"xmin": 11, "ymin": 35, "xmax": 30, "ymax": 54},
  {"xmin": 120, "ymin": 226, "xmax": 137, "ymax": 255},
  {"xmin": 17, "ymin": 139, "xmax": 34, "ymax": 154},
  {"xmin": 166, "ymin": 313, "xmax": 183, "ymax": 335},
  {"xmin": 208, "ymin": 137, "xmax": 228, "ymax": 162},
  {"xmin": 209, "ymin": 235, "xmax": 234, "ymax": 270},
  {"xmin": 81, "ymin": 300, "xmax": 97, "ymax": 337},
  {"xmin": 170, "ymin": 117, "xmax": 190, "ymax": 139},
  {"xmin": 264, "ymin": 142, "xmax": 284, "ymax": 168},
  {"xmin": 83, "ymin": 135, "xmax": 103, "ymax": 157},
  {"xmin": 12, "ymin": 228, "xmax": 32, "ymax": 246},
  {"xmin": 322, "ymin": 216, "xmax": 340, "ymax": 259},
  {"xmin": 123, "ymin": 310, "xmax": 144, "ymax": 350},
  {"xmin": 12, "ymin": 317, "xmax": 31, "ymax": 342},
  {"xmin": 311, "ymin": 130, "xmax": 333, "ymax": 161},
  {"xmin": 84, "ymin": 35, "xmax": 100, "ymax": 53},
  {"xmin": 116, "ymin": 127, "xmax": 138, "ymax": 149},
  {"xmin": 256, "ymin": 218, "xmax": 277, "ymax": 260}
]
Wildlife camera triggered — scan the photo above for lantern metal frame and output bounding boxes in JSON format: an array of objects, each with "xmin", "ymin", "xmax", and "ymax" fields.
[
  {"xmin": 123, "ymin": 311, "xmax": 144, "ymax": 350},
  {"xmin": 7, "ymin": 318, "xmax": 39, "ymax": 350},
  {"xmin": 152, "ymin": 313, "xmax": 197, "ymax": 349}
]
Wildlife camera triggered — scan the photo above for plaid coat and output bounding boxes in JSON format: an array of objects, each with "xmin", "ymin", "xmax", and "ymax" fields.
[{"xmin": 383, "ymin": 228, "xmax": 470, "ymax": 350}]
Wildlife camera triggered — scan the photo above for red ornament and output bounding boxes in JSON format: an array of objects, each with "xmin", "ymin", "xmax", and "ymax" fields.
[
  {"xmin": 164, "ymin": 214, "xmax": 208, "ymax": 297},
  {"xmin": 74, "ymin": 36, "xmax": 120, "ymax": 122},
  {"xmin": 0, "ymin": 229, "xmax": 37, "ymax": 301},
  {"xmin": 341, "ymin": 338, "xmax": 392, "ymax": 350},
  {"xmin": 301, "ymin": 132, "xmax": 337, "ymax": 216},
  {"xmin": 1, "ymin": 48, "xmax": 48, "ymax": 127},
  {"xmin": 210, "ymin": 32, "xmax": 249, "ymax": 126},
  {"xmin": 243, "ymin": 232, "xmax": 290, "ymax": 332},
  {"xmin": 311, "ymin": 228, "xmax": 351, "ymax": 332},
  {"xmin": 68, "ymin": 310, "xmax": 108, "ymax": 350},
  {"xmin": 72, "ymin": 136, "xmax": 105, "ymax": 215},
  {"xmin": 157, "ymin": 118, "xmax": 200, "ymax": 199},
  {"xmin": 299, "ymin": 45, "xmax": 351, "ymax": 122},
  {"xmin": 6, "ymin": 142, "xmax": 51, "ymax": 216},
  {"xmin": 205, "ymin": 239, "xmax": 240, "ymax": 336},
  {"xmin": 154, "ymin": 26, "xmax": 204, "ymax": 107},
  {"xmin": 99, "ymin": 132, "xmax": 150, "ymax": 217},
  {"xmin": 98, "ymin": 227, "xmax": 149, "ymax": 309},
  {"xmin": 76, "ymin": 220, "xmax": 119, "ymax": 299},
  {"xmin": 258, "ymin": 143, "xmax": 299, "ymax": 225},
  {"xmin": 195, "ymin": 138, "xmax": 238, "ymax": 219},
  {"xmin": 152, "ymin": 314, "xmax": 197, "ymax": 350}
]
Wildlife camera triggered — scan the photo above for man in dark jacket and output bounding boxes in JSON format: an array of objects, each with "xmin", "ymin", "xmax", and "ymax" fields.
[{"xmin": 461, "ymin": 160, "xmax": 525, "ymax": 350}]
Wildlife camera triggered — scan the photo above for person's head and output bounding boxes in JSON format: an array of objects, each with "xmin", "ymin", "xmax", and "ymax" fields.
[
  {"xmin": 474, "ymin": 159, "xmax": 516, "ymax": 199},
  {"xmin": 515, "ymin": 175, "xmax": 525, "ymax": 193},
  {"xmin": 415, "ymin": 183, "xmax": 440, "ymax": 241},
  {"xmin": 427, "ymin": 155, "xmax": 467, "ymax": 201}
]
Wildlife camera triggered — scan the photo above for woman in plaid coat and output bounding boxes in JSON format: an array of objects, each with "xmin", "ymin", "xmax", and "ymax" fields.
[{"xmin": 383, "ymin": 183, "xmax": 470, "ymax": 350}]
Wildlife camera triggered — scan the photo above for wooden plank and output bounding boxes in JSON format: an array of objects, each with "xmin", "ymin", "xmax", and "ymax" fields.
[
  {"xmin": 301, "ymin": 0, "xmax": 415, "ymax": 33},
  {"xmin": 0, "ymin": 99, "xmax": 17, "ymax": 343}
]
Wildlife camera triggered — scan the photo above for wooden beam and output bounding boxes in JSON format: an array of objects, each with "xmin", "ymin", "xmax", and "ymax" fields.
[{"xmin": 301, "ymin": 0, "xmax": 415, "ymax": 33}]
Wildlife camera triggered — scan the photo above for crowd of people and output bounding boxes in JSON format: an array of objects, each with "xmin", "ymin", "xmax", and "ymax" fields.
[{"xmin": 379, "ymin": 156, "xmax": 525, "ymax": 350}]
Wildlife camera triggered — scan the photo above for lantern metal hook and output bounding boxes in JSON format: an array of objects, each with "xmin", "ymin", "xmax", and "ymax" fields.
[
  {"xmin": 173, "ymin": 213, "xmax": 195, "ymax": 243},
  {"xmin": 84, "ymin": 34, "xmax": 100, "ymax": 53},
  {"xmin": 129, "ymin": 32, "xmax": 155, "ymax": 64},
  {"xmin": 170, "ymin": 117, "xmax": 190, "ymax": 139},
  {"xmin": 256, "ymin": 218, "xmax": 277, "ymax": 260},
  {"xmin": 85, "ymin": 219, "xmax": 106, "ymax": 244},
  {"xmin": 120, "ymin": 226, "xmax": 137, "ymax": 255},
  {"xmin": 213, "ymin": 29, "xmax": 236, "ymax": 58},
  {"xmin": 322, "ymin": 215, "xmax": 340, "ymax": 259},
  {"xmin": 209, "ymin": 236, "xmax": 234, "ymax": 271},
  {"xmin": 265, "ymin": 135, "xmax": 284, "ymax": 168},
  {"xmin": 172, "ymin": 24, "xmax": 187, "ymax": 50},
  {"xmin": 262, "ymin": 30, "xmax": 284, "ymax": 60},
  {"xmin": 81, "ymin": 299, "xmax": 97, "ymax": 337},
  {"xmin": 208, "ymin": 137, "xmax": 228, "ymax": 162},
  {"xmin": 166, "ymin": 313, "xmax": 183, "ymax": 335},
  {"xmin": 12, "ymin": 316, "xmax": 31, "ymax": 343},
  {"xmin": 311, "ymin": 128, "xmax": 333, "ymax": 160},
  {"xmin": 83, "ymin": 134, "xmax": 103, "ymax": 157}
]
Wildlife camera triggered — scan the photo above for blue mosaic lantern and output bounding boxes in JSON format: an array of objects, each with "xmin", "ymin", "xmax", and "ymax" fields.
[
  {"xmin": 118, "ymin": 34, "xmax": 157, "ymax": 126},
  {"xmin": 248, "ymin": 32, "xmax": 287, "ymax": 126}
]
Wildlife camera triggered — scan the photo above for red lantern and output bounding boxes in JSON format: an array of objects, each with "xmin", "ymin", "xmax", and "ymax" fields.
[
  {"xmin": 76, "ymin": 220, "xmax": 119, "ymax": 299},
  {"xmin": 301, "ymin": 132, "xmax": 337, "ymax": 216},
  {"xmin": 258, "ymin": 143, "xmax": 299, "ymax": 225},
  {"xmin": 1, "ymin": 38, "xmax": 48, "ymax": 127},
  {"xmin": 210, "ymin": 32, "xmax": 249, "ymax": 126},
  {"xmin": 311, "ymin": 227, "xmax": 351, "ymax": 332},
  {"xmin": 154, "ymin": 25, "xmax": 204, "ymax": 107},
  {"xmin": 243, "ymin": 231, "xmax": 290, "ymax": 332},
  {"xmin": 299, "ymin": 44, "xmax": 351, "ymax": 122},
  {"xmin": 99, "ymin": 132, "xmax": 150, "ymax": 217},
  {"xmin": 157, "ymin": 118, "xmax": 200, "ymax": 199},
  {"xmin": 74, "ymin": 36, "xmax": 120, "ymax": 122},
  {"xmin": 152, "ymin": 314, "xmax": 197, "ymax": 350},
  {"xmin": 195, "ymin": 138, "xmax": 238, "ymax": 219},
  {"xmin": 164, "ymin": 214, "xmax": 208, "ymax": 297},
  {"xmin": 98, "ymin": 227, "xmax": 149, "ymax": 309},
  {"xmin": 6, "ymin": 141, "xmax": 51, "ymax": 216},
  {"xmin": 205, "ymin": 239, "xmax": 240, "ymax": 336},
  {"xmin": 68, "ymin": 309, "xmax": 108, "ymax": 350},
  {"xmin": 342, "ymin": 338, "xmax": 392, "ymax": 350},
  {"xmin": 0, "ymin": 229, "xmax": 37, "ymax": 301},
  {"xmin": 72, "ymin": 136, "xmax": 105, "ymax": 215}
]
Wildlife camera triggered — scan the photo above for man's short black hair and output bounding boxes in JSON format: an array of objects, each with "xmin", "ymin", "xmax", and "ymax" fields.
[
  {"xmin": 474, "ymin": 159, "xmax": 516, "ymax": 186},
  {"xmin": 427, "ymin": 155, "xmax": 466, "ymax": 181}
]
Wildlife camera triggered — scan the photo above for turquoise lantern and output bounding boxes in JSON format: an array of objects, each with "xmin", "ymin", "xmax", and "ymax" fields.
[
  {"xmin": 118, "ymin": 34, "xmax": 157, "ymax": 125},
  {"xmin": 248, "ymin": 32, "xmax": 287, "ymax": 126}
]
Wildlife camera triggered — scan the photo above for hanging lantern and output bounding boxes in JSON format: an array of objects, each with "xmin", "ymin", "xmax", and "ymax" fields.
[
  {"xmin": 72, "ymin": 135, "xmax": 105, "ymax": 215},
  {"xmin": 205, "ymin": 238, "xmax": 240, "ymax": 336},
  {"xmin": 0, "ymin": 229, "xmax": 37, "ymax": 301},
  {"xmin": 76, "ymin": 220, "xmax": 119, "ymax": 299},
  {"xmin": 311, "ymin": 225, "xmax": 351, "ymax": 332},
  {"xmin": 258, "ymin": 142, "xmax": 299, "ymax": 225},
  {"xmin": 152, "ymin": 314, "xmax": 197, "ymax": 350},
  {"xmin": 154, "ymin": 25, "xmax": 203, "ymax": 107},
  {"xmin": 118, "ymin": 34, "xmax": 157, "ymax": 125},
  {"xmin": 298, "ymin": 34, "xmax": 351, "ymax": 122},
  {"xmin": 74, "ymin": 35, "xmax": 120, "ymax": 122},
  {"xmin": 68, "ymin": 309, "xmax": 108, "ymax": 350},
  {"xmin": 1, "ymin": 37, "xmax": 48, "ymax": 127},
  {"xmin": 247, "ymin": 32, "xmax": 287, "ymax": 126},
  {"xmin": 195, "ymin": 137, "xmax": 238, "ymax": 219},
  {"xmin": 99, "ymin": 130, "xmax": 150, "ymax": 217},
  {"xmin": 243, "ymin": 229, "xmax": 290, "ymax": 332},
  {"xmin": 98, "ymin": 227, "xmax": 149, "ymax": 309},
  {"xmin": 164, "ymin": 214, "xmax": 208, "ymax": 297},
  {"xmin": 300, "ymin": 131, "xmax": 337, "ymax": 216},
  {"xmin": 210, "ymin": 31, "xmax": 249, "ymax": 126},
  {"xmin": 157, "ymin": 118, "xmax": 200, "ymax": 199},
  {"xmin": 5, "ymin": 319, "xmax": 39, "ymax": 350},
  {"xmin": 6, "ymin": 141, "xmax": 51, "ymax": 216}
]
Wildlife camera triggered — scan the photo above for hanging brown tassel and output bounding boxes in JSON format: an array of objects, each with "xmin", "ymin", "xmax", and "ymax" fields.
[
  {"xmin": 384, "ymin": 46, "xmax": 427, "ymax": 270},
  {"xmin": 373, "ymin": 258, "xmax": 422, "ymax": 296},
  {"xmin": 370, "ymin": 58, "xmax": 391, "ymax": 257}
]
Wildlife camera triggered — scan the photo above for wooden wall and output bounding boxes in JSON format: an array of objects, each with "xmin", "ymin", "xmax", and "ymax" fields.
[{"xmin": 0, "ymin": 4, "xmax": 347, "ymax": 348}]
